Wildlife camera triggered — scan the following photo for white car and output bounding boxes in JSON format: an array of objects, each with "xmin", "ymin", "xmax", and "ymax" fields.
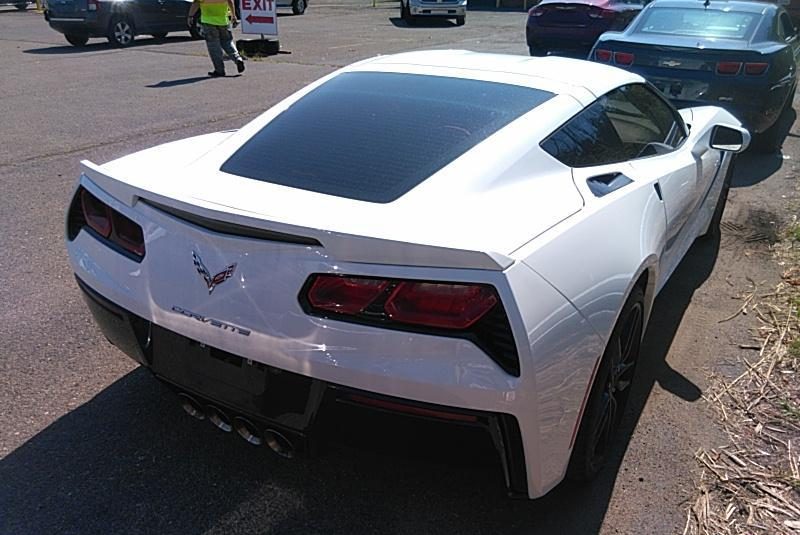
[
  {"xmin": 400, "ymin": 0, "xmax": 466, "ymax": 26},
  {"xmin": 65, "ymin": 51, "xmax": 748, "ymax": 499}
]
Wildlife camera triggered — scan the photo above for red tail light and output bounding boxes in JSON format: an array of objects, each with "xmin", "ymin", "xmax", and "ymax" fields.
[
  {"xmin": 588, "ymin": 6, "xmax": 615, "ymax": 19},
  {"xmin": 614, "ymin": 52, "xmax": 634, "ymax": 66},
  {"xmin": 385, "ymin": 282, "xmax": 497, "ymax": 329},
  {"xmin": 81, "ymin": 189, "xmax": 111, "ymax": 238},
  {"xmin": 744, "ymin": 62, "xmax": 768, "ymax": 75},
  {"xmin": 716, "ymin": 61, "xmax": 741, "ymax": 75},
  {"xmin": 307, "ymin": 276, "xmax": 389, "ymax": 315},
  {"xmin": 75, "ymin": 188, "xmax": 145, "ymax": 260},
  {"xmin": 595, "ymin": 49, "xmax": 612, "ymax": 62}
]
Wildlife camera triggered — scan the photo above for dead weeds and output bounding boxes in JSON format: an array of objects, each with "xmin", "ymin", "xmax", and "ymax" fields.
[{"xmin": 684, "ymin": 217, "xmax": 800, "ymax": 535}]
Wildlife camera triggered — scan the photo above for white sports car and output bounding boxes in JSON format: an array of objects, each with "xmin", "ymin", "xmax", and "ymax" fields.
[{"xmin": 65, "ymin": 51, "xmax": 749, "ymax": 499}]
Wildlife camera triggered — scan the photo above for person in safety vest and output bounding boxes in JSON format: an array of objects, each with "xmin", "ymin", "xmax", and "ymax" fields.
[{"xmin": 188, "ymin": 0, "xmax": 245, "ymax": 77}]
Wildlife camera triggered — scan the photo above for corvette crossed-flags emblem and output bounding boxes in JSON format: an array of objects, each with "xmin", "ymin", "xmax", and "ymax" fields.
[{"xmin": 192, "ymin": 251, "xmax": 236, "ymax": 294}]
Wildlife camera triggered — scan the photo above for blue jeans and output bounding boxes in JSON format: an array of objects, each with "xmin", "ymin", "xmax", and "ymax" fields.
[{"xmin": 202, "ymin": 23, "xmax": 241, "ymax": 74}]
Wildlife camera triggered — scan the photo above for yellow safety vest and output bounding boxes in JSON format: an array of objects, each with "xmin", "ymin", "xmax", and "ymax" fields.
[{"xmin": 199, "ymin": 0, "xmax": 229, "ymax": 26}]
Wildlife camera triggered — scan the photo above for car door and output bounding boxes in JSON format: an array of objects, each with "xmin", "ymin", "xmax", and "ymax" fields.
[
  {"xmin": 161, "ymin": 0, "xmax": 192, "ymax": 31},
  {"xmin": 135, "ymin": 0, "xmax": 169, "ymax": 32}
]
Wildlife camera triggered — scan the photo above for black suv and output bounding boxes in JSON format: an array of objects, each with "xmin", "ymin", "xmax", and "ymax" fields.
[{"xmin": 45, "ymin": 0, "xmax": 202, "ymax": 47}]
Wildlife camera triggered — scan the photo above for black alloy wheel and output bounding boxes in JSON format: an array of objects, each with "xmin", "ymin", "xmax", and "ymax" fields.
[
  {"xmin": 108, "ymin": 16, "xmax": 135, "ymax": 47},
  {"xmin": 65, "ymin": 33, "xmax": 89, "ymax": 46},
  {"xmin": 292, "ymin": 0, "xmax": 306, "ymax": 15},
  {"xmin": 568, "ymin": 285, "xmax": 644, "ymax": 481}
]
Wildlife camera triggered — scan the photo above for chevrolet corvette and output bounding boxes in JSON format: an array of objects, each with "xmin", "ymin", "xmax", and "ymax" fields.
[{"xmin": 65, "ymin": 51, "xmax": 749, "ymax": 499}]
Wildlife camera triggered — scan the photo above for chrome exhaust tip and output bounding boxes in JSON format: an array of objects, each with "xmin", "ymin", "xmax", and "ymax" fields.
[
  {"xmin": 233, "ymin": 417, "xmax": 263, "ymax": 446},
  {"xmin": 178, "ymin": 393, "xmax": 205, "ymax": 421},
  {"xmin": 264, "ymin": 428, "xmax": 295, "ymax": 459},
  {"xmin": 206, "ymin": 405, "xmax": 233, "ymax": 433}
]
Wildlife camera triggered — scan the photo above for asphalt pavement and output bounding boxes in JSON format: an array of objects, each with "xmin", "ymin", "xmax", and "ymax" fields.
[{"xmin": 1, "ymin": 3, "xmax": 798, "ymax": 534}]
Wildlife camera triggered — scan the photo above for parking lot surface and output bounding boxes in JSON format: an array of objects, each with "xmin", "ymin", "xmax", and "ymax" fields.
[{"xmin": 2, "ymin": 3, "xmax": 798, "ymax": 534}]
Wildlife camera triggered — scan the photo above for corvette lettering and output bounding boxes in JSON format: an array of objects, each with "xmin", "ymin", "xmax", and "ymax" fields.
[{"xmin": 171, "ymin": 305, "xmax": 251, "ymax": 336}]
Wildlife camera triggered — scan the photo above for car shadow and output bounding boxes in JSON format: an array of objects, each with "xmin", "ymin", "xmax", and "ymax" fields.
[
  {"xmin": 23, "ymin": 34, "xmax": 194, "ymax": 55},
  {"xmin": 388, "ymin": 16, "xmax": 459, "ymax": 28},
  {"xmin": 728, "ymin": 107, "xmax": 796, "ymax": 187},
  {"xmin": 0, "ymin": 234, "xmax": 718, "ymax": 534}
]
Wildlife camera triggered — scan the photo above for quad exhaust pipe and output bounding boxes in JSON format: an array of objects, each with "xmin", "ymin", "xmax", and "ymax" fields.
[{"xmin": 176, "ymin": 392, "xmax": 297, "ymax": 458}]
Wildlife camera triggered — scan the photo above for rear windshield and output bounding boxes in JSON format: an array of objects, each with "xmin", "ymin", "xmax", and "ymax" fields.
[
  {"xmin": 221, "ymin": 72, "xmax": 553, "ymax": 203},
  {"xmin": 635, "ymin": 8, "xmax": 759, "ymax": 39}
]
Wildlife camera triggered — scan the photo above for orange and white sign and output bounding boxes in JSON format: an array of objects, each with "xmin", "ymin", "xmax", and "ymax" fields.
[{"xmin": 240, "ymin": 0, "xmax": 277, "ymax": 36}]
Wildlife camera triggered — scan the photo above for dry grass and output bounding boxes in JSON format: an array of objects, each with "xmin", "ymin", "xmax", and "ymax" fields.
[{"xmin": 684, "ymin": 218, "xmax": 800, "ymax": 535}]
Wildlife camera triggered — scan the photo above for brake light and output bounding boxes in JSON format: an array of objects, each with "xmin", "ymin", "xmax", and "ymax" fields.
[
  {"xmin": 595, "ymin": 48, "xmax": 612, "ymax": 62},
  {"xmin": 307, "ymin": 276, "xmax": 390, "ymax": 315},
  {"xmin": 530, "ymin": 6, "xmax": 544, "ymax": 16},
  {"xmin": 87, "ymin": 0, "xmax": 99, "ymax": 11},
  {"xmin": 588, "ymin": 6, "xmax": 615, "ymax": 19},
  {"xmin": 81, "ymin": 188, "xmax": 111, "ymax": 238},
  {"xmin": 74, "ymin": 188, "xmax": 145, "ymax": 260},
  {"xmin": 744, "ymin": 62, "xmax": 768, "ymax": 75},
  {"xmin": 385, "ymin": 282, "xmax": 497, "ymax": 329},
  {"xmin": 301, "ymin": 274, "xmax": 519, "ymax": 375},
  {"xmin": 614, "ymin": 51, "xmax": 634, "ymax": 66},
  {"xmin": 716, "ymin": 61, "xmax": 742, "ymax": 75}
]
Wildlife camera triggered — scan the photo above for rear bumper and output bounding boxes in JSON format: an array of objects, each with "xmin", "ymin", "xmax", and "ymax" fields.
[
  {"xmin": 526, "ymin": 22, "xmax": 609, "ymax": 50},
  {"xmin": 77, "ymin": 275, "xmax": 530, "ymax": 497},
  {"xmin": 46, "ymin": 11, "xmax": 110, "ymax": 36}
]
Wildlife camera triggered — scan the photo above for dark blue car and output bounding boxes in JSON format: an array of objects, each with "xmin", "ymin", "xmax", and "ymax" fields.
[{"xmin": 589, "ymin": 0, "xmax": 800, "ymax": 151}]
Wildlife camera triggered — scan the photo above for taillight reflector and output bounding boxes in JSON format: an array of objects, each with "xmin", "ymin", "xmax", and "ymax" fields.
[
  {"xmin": 307, "ymin": 276, "xmax": 389, "ymax": 315},
  {"xmin": 595, "ymin": 49, "xmax": 612, "ymax": 62},
  {"xmin": 614, "ymin": 52, "xmax": 634, "ymax": 66},
  {"xmin": 385, "ymin": 282, "xmax": 498, "ymax": 329},
  {"xmin": 716, "ymin": 61, "xmax": 742, "ymax": 75},
  {"xmin": 744, "ymin": 62, "xmax": 768, "ymax": 75},
  {"xmin": 81, "ymin": 189, "xmax": 111, "ymax": 238},
  {"xmin": 588, "ymin": 6, "xmax": 615, "ymax": 19}
]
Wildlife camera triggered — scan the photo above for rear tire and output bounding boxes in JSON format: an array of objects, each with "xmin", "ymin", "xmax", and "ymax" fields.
[
  {"xmin": 65, "ymin": 33, "xmax": 89, "ymax": 46},
  {"xmin": 455, "ymin": 15, "xmax": 465, "ymax": 25},
  {"xmin": 401, "ymin": 1, "xmax": 415, "ymax": 25},
  {"xmin": 15, "ymin": 2, "xmax": 28, "ymax": 10},
  {"xmin": 567, "ymin": 285, "xmax": 644, "ymax": 481},
  {"xmin": 108, "ymin": 15, "xmax": 135, "ymax": 47},
  {"xmin": 291, "ymin": 0, "xmax": 306, "ymax": 14},
  {"xmin": 752, "ymin": 87, "xmax": 795, "ymax": 153},
  {"xmin": 528, "ymin": 44, "xmax": 547, "ymax": 57}
]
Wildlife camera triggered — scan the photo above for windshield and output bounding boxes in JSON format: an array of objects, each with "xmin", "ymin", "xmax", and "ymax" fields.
[{"xmin": 635, "ymin": 7, "xmax": 759, "ymax": 39}]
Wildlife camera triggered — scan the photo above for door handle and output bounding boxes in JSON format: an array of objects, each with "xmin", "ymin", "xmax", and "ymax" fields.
[{"xmin": 586, "ymin": 173, "xmax": 633, "ymax": 197}]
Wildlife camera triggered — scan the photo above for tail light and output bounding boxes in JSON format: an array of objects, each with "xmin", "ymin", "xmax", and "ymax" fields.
[
  {"xmin": 716, "ymin": 61, "xmax": 741, "ymax": 75},
  {"xmin": 302, "ymin": 274, "xmax": 520, "ymax": 375},
  {"xmin": 614, "ymin": 51, "xmax": 634, "ymax": 66},
  {"xmin": 529, "ymin": 6, "xmax": 544, "ymax": 16},
  {"xmin": 87, "ymin": 0, "xmax": 99, "ymax": 11},
  {"xmin": 595, "ymin": 48, "xmax": 612, "ymax": 62},
  {"xmin": 588, "ymin": 6, "xmax": 615, "ymax": 19},
  {"xmin": 744, "ymin": 62, "xmax": 768, "ymax": 75},
  {"xmin": 68, "ymin": 187, "xmax": 146, "ymax": 261}
]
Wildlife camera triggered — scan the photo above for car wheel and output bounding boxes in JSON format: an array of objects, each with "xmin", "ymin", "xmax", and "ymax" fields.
[
  {"xmin": 567, "ymin": 285, "xmax": 644, "ymax": 481},
  {"xmin": 752, "ymin": 90, "xmax": 794, "ymax": 153},
  {"xmin": 65, "ymin": 33, "xmax": 89, "ymax": 47},
  {"xmin": 455, "ymin": 15, "xmax": 465, "ymax": 26},
  {"xmin": 15, "ymin": 2, "xmax": 28, "ymax": 10},
  {"xmin": 292, "ymin": 0, "xmax": 306, "ymax": 15},
  {"xmin": 189, "ymin": 14, "xmax": 204, "ymax": 39},
  {"xmin": 151, "ymin": 32, "xmax": 168, "ymax": 39},
  {"xmin": 108, "ymin": 16, "xmax": 135, "ymax": 47},
  {"xmin": 528, "ymin": 44, "xmax": 547, "ymax": 57}
]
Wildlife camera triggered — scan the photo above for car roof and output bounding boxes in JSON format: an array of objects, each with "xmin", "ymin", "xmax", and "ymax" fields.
[
  {"xmin": 348, "ymin": 50, "xmax": 645, "ymax": 103},
  {"xmin": 647, "ymin": 0, "xmax": 775, "ymax": 14}
]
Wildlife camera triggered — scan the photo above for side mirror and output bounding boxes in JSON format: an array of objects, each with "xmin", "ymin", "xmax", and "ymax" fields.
[{"xmin": 709, "ymin": 124, "xmax": 750, "ymax": 153}]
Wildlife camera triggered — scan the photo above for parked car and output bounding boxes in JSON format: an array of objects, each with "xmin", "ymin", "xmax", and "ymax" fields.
[
  {"xmin": 1, "ymin": 0, "xmax": 32, "ymax": 10},
  {"xmin": 526, "ymin": 0, "xmax": 647, "ymax": 56},
  {"xmin": 590, "ymin": 0, "xmax": 800, "ymax": 151},
  {"xmin": 65, "ymin": 51, "xmax": 749, "ymax": 499},
  {"xmin": 44, "ymin": 0, "xmax": 202, "ymax": 47},
  {"xmin": 400, "ymin": 0, "xmax": 466, "ymax": 26}
]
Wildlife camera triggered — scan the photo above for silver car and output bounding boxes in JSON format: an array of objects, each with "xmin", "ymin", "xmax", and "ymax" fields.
[{"xmin": 400, "ymin": 0, "xmax": 466, "ymax": 26}]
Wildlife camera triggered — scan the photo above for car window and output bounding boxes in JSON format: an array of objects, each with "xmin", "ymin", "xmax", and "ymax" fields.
[
  {"xmin": 541, "ymin": 84, "xmax": 684, "ymax": 167},
  {"xmin": 780, "ymin": 12, "xmax": 795, "ymax": 39},
  {"xmin": 636, "ymin": 7, "xmax": 759, "ymax": 40},
  {"xmin": 221, "ymin": 72, "xmax": 553, "ymax": 203}
]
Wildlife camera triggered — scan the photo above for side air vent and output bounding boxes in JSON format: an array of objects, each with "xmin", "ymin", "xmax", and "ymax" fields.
[{"xmin": 143, "ymin": 200, "xmax": 322, "ymax": 246}]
